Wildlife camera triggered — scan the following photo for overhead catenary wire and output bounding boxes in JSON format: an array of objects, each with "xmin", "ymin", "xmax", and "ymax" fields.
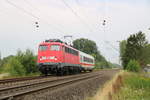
[
  {"xmin": 5, "ymin": 0, "xmax": 65, "ymax": 34},
  {"xmin": 0, "ymin": 10, "xmax": 8, "ymax": 16},
  {"xmin": 23, "ymin": 0, "xmax": 38, "ymax": 12},
  {"xmin": 5, "ymin": 0, "xmax": 39, "ymax": 20},
  {"xmin": 0, "ymin": 5, "xmax": 9, "ymax": 16},
  {"xmin": 75, "ymin": 0, "xmax": 80, "ymax": 4},
  {"xmin": 98, "ymin": 0, "xmax": 109, "ymax": 28},
  {"xmin": 61, "ymin": 0, "xmax": 94, "ymax": 33},
  {"xmin": 23, "ymin": 0, "xmax": 66, "ymax": 35},
  {"xmin": 74, "ymin": 0, "xmax": 98, "ymax": 31},
  {"xmin": 104, "ymin": 41, "xmax": 119, "ymax": 53}
]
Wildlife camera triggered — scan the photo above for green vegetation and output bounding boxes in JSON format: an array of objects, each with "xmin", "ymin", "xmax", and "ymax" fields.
[
  {"xmin": 120, "ymin": 31, "xmax": 150, "ymax": 71},
  {"xmin": 0, "ymin": 38, "xmax": 119, "ymax": 77},
  {"xmin": 113, "ymin": 31, "xmax": 150, "ymax": 99},
  {"xmin": 73, "ymin": 38, "xmax": 110, "ymax": 68},
  {"xmin": 119, "ymin": 40, "xmax": 126, "ymax": 66},
  {"xmin": 2, "ymin": 57, "xmax": 26, "ymax": 76},
  {"xmin": 0, "ymin": 49, "xmax": 39, "ymax": 77},
  {"xmin": 126, "ymin": 60, "xmax": 141, "ymax": 72},
  {"xmin": 113, "ymin": 72, "xmax": 150, "ymax": 100},
  {"xmin": 16, "ymin": 49, "xmax": 38, "ymax": 74}
]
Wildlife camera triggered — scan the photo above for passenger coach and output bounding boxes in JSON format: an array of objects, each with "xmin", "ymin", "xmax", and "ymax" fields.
[{"xmin": 37, "ymin": 39, "xmax": 95, "ymax": 75}]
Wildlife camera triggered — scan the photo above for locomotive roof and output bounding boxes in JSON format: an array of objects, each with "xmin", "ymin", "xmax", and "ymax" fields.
[
  {"xmin": 39, "ymin": 41, "xmax": 63, "ymax": 45},
  {"xmin": 39, "ymin": 41, "xmax": 77, "ymax": 50},
  {"xmin": 39, "ymin": 40, "xmax": 94, "ymax": 59}
]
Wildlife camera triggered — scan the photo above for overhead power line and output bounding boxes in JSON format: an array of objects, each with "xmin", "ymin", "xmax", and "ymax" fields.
[
  {"xmin": 23, "ymin": 0, "xmax": 38, "ymax": 12},
  {"xmin": 74, "ymin": 0, "xmax": 99, "ymax": 31},
  {"xmin": 5, "ymin": 0, "xmax": 39, "ymax": 20},
  {"xmin": 61, "ymin": 0, "xmax": 94, "ymax": 33},
  {"xmin": 75, "ymin": 0, "xmax": 80, "ymax": 5},
  {"xmin": 0, "ymin": 10, "xmax": 7, "ymax": 16},
  {"xmin": 104, "ymin": 41, "xmax": 119, "ymax": 53},
  {"xmin": 5, "ymin": 0, "xmax": 65, "ymax": 33},
  {"xmin": 23, "ymin": 0, "xmax": 65, "ymax": 34}
]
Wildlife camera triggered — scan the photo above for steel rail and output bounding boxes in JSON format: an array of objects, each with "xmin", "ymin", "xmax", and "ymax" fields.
[
  {"xmin": 0, "ymin": 72, "xmax": 98, "ymax": 91},
  {"xmin": 0, "ymin": 76, "xmax": 46, "ymax": 84},
  {"xmin": 0, "ymin": 72, "xmax": 93, "ymax": 89},
  {"xmin": 0, "ymin": 72, "xmax": 102, "ymax": 99},
  {"xmin": 0, "ymin": 71, "xmax": 92, "ymax": 85}
]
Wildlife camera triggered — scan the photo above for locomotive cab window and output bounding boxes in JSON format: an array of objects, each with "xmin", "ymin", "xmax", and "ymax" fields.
[
  {"xmin": 39, "ymin": 45, "xmax": 48, "ymax": 51},
  {"xmin": 50, "ymin": 45, "xmax": 60, "ymax": 51}
]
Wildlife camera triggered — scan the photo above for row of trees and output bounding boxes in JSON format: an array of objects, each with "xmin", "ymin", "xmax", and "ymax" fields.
[
  {"xmin": 0, "ymin": 38, "xmax": 115, "ymax": 76},
  {"xmin": 120, "ymin": 31, "xmax": 150, "ymax": 72},
  {"xmin": 0, "ymin": 49, "xmax": 38, "ymax": 76},
  {"xmin": 73, "ymin": 38, "xmax": 111, "ymax": 68}
]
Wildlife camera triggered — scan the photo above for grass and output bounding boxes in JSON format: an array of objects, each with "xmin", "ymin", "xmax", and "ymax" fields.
[
  {"xmin": 86, "ymin": 70, "xmax": 124, "ymax": 100},
  {"xmin": 0, "ymin": 66, "xmax": 3, "ymax": 73},
  {"xmin": 113, "ymin": 72, "xmax": 150, "ymax": 100}
]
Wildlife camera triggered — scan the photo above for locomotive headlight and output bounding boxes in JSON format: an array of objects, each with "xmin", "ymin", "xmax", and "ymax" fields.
[
  {"xmin": 54, "ymin": 56, "xmax": 57, "ymax": 60},
  {"xmin": 42, "ymin": 56, "xmax": 46, "ymax": 60}
]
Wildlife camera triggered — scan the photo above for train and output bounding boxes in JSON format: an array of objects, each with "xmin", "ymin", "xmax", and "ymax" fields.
[{"xmin": 37, "ymin": 39, "xmax": 95, "ymax": 75}]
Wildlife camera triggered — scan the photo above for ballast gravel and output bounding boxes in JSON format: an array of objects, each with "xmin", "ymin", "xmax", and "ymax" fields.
[{"xmin": 21, "ymin": 69, "xmax": 119, "ymax": 100}]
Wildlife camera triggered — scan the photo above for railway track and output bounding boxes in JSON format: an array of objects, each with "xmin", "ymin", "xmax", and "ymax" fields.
[
  {"xmin": 0, "ymin": 75, "xmax": 56, "ymax": 89},
  {"xmin": 0, "ymin": 72, "xmax": 92, "ymax": 88},
  {"xmin": 0, "ymin": 71, "xmax": 102, "ymax": 100},
  {"xmin": 0, "ymin": 76, "xmax": 45, "ymax": 84}
]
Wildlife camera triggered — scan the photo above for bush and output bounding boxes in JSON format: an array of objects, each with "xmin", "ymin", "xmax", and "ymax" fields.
[
  {"xmin": 16, "ymin": 49, "xmax": 38, "ymax": 75},
  {"xmin": 0, "ymin": 49, "xmax": 39, "ymax": 76},
  {"xmin": 2, "ymin": 57, "xmax": 26, "ymax": 76},
  {"xmin": 126, "ymin": 60, "xmax": 141, "ymax": 72}
]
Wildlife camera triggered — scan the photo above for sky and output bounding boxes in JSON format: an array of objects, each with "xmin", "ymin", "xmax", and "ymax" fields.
[{"xmin": 0, "ymin": 0, "xmax": 150, "ymax": 64}]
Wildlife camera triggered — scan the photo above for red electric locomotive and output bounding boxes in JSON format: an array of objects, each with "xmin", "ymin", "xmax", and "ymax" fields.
[{"xmin": 37, "ymin": 39, "xmax": 95, "ymax": 75}]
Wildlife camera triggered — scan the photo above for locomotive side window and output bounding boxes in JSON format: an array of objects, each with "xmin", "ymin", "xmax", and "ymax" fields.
[
  {"xmin": 65, "ymin": 47, "xmax": 69, "ymax": 53},
  {"xmin": 39, "ymin": 45, "xmax": 48, "ymax": 51},
  {"xmin": 62, "ymin": 46, "xmax": 65, "ymax": 51},
  {"xmin": 65, "ymin": 47, "xmax": 78, "ymax": 56},
  {"xmin": 50, "ymin": 45, "xmax": 60, "ymax": 51}
]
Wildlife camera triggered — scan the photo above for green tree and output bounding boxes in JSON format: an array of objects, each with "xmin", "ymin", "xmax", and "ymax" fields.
[
  {"xmin": 119, "ymin": 40, "xmax": 126, "ymax": 57},
  {"xmin": 16, "ymin": 49, "xmax": 38, "ymax": 74},
  {"xmin": 0, "ymin": 49, "xmax": 38, "ymax": 76},
  {"xmin": 73, "ymin": 38, "xmax": 109, "ymax": 68},
  {"xmin": 0, "ymin": 55, "xmax": 14, "ymax": 68},
  {"xmin": 122, "ymin": 31, "xmax": 148, "ymax": 69},
  {"xmin": 0, "ymin": 52, "xmax": 1, "ymax": 67},
  {"xmin": 73, "ymin": 38, "xmax": 98, "ymax": 54},
  {"xmin": 119, "ymin": 40, "xmax": 126, "ymax": 65},
  {"xmin": 0, "ymin": 52, "xmax": 1, "ymax": 61},
  {"xmin": 140, "ymin": 44, "xmax": 150, "ymax": 66}
]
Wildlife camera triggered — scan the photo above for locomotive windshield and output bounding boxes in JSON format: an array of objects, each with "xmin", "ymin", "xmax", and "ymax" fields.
[
  {"xmin": 39, "ymin": 45, "xmax": 48, "ymax": 51},
  {"xmin": 50, "ymin": 45, "xmax": 60, "ymax": 51}
]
